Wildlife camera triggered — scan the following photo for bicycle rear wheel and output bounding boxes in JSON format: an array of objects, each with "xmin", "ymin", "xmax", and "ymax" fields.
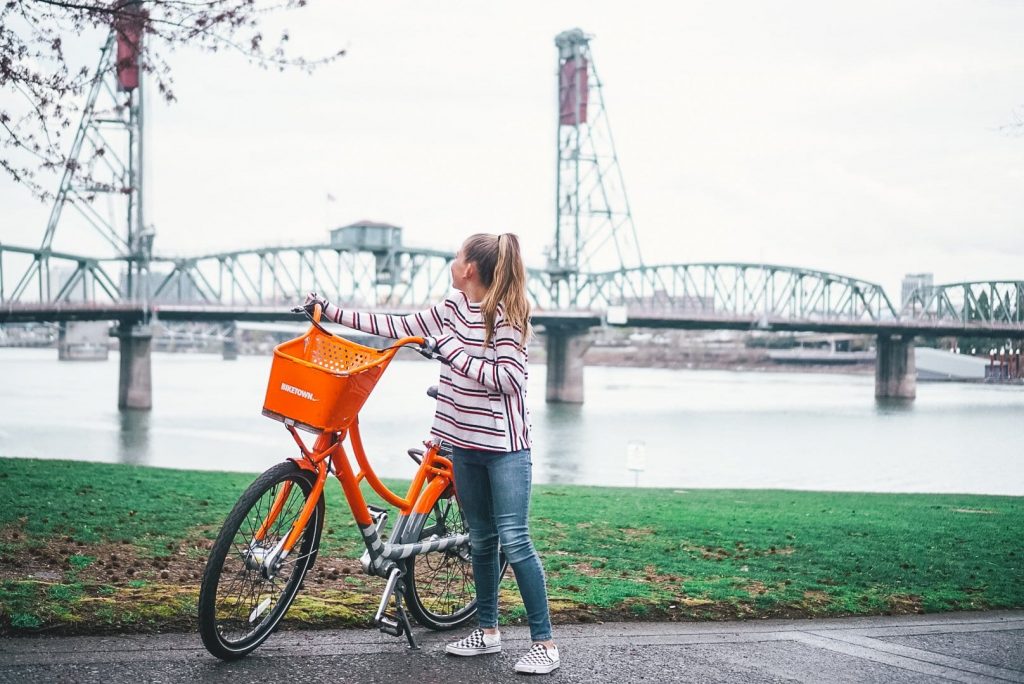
[
  {"xmin": 404, "ymin": 485, "xmax": 508, "ymax": 630},
  {"xmin": 198, "ymin": 461, "xmax": 324, "ymax": 660}
]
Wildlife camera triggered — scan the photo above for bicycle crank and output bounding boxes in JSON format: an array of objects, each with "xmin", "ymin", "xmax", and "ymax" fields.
[{"xmin": 374, "ymin": 567, "xmax": 419, "ymax": 649}]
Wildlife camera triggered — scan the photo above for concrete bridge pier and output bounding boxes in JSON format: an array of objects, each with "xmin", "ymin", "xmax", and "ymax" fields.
[
  {"xmin": 875, "ymin": 334, "xmax": 916, "ymax": 400},
  {"xmin": 545, "ymin": 326, "xmax": 591, "ymax": 403},
  {"xmin": 116, "ymin": 323, "xmax": 153, "ymax": 410}
]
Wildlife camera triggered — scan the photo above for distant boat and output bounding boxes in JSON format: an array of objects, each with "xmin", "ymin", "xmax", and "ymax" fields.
[{"xmin": 914, "ymin": 348, "xmax": 986, "ymax": 381}]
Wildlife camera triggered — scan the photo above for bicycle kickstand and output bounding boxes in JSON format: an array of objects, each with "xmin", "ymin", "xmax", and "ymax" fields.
[{"xmin": 374, "ymin": 567, "xmax": 420, "ymax": 650}]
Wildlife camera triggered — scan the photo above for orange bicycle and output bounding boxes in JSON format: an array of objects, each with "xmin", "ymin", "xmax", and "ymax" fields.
[{"xmin": 197, "ymin": 303, "xmax": 506, "ymax": 660}]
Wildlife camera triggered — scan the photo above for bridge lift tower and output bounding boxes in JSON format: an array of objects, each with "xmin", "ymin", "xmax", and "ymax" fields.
[
  {"xmin": 545, "ymin": 28, "xmax": 644, "ymax": 403},
  {"xmin": 550, "ymin": 28, "xmax": 643, "ymax": 309},
  {"xmin": 25, "ymin": 8, "xmax": 152, "ymax": 304},
  {"xmin": 38, "ymin": 10, "xmax": 155, "ymax": 408}
]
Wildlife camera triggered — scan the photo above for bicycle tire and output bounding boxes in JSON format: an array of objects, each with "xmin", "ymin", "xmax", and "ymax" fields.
[
  {"xmin": 403, "ymin": 484, "xmax": 508, "ymax": 630},
  {"xmin": 198, "ymin": 461, "xmax": 324, "ymax": 660}
]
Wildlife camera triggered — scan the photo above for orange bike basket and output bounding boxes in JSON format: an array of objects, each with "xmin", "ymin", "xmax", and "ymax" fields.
[{"xmin": 262, "ymin": 324, "xmax": 402, "ymax": 433}]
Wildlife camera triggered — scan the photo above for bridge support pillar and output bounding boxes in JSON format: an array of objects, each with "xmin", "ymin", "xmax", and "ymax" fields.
[
  {"xmin": 875, "ymin": 334, "xmax": 916, "ymax": 400},
  {"xmin": 117, "ymin": 324, "xmax": 153, "ymax": 410},
  {"xmin": 222, "ymin": 324, "xmax": 238, "ymax": 360},
  {"xmin": 545, "ymin": 327, "xmax": 590, "ymax": 403}
]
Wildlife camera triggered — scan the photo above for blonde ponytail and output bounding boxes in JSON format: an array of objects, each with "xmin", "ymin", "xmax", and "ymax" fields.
[{"xmin": 462, "ymin": 233, "xmax": 532, "ymax": 349}]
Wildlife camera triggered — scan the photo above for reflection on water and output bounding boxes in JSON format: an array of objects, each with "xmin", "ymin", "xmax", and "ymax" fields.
[
  {"xmin": 1, "ymin": 348, "xmax": 1022, "ymax": 495},
  {"xmin": 535, "ymin": 403, "xmax": 586, "ymax": 485},
  {"xmin": 118, "ymin": 410, "xmax": 150, "ymax": 465},
  {"xmin": 874, "ymin": 397, "xmax": 916, "ymax": 414}
]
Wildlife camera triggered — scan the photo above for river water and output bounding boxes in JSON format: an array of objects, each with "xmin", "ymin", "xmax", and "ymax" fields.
[{"xmin": 0, "ymin": 348, "xmax": 1021, "ymax": 495}]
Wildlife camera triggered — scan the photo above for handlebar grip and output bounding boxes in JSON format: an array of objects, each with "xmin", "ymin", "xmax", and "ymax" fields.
[
  {"xmin": 383, "ymin": 336, "xmax": 447, "ymax": 364},
  {"xmin": 391, "ymin": 336, "xmax": 426, "ymax": 348},
  {"xmin": 418, "ymin": 349, "xmax": 450, "ymax": 365}
]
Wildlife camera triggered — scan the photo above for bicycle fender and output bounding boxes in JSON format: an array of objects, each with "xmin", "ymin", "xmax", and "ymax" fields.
[{"xmin": 287, "ymin": 456, "xmax": 317, "ymax": 473}]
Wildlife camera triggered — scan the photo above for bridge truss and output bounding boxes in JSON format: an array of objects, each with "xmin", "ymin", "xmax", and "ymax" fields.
[
  {"xmin": 0, "ymin": 243, "xmax": 454, "ymax": 309},
  {"xmin": 0, "ymin": 245, "xmax": 124, "ymax": 304},
  {"xmin": 901, "ymin": 281, "xmax": 1024, "ymax": 326},
  {"xmin": 8, "ymin": 240, "xmax": 1021, "ymax": 332},
  {"xmin": 569, "ymin": 263, "xmax": 899, "ymax": 323},
  {"xmin": 4, "ymin": 242, "xmax": 1024, "ymax": 339},
  {"xmin": 145, "ymin": 245, "xmax": 456, "ymax": 309}
]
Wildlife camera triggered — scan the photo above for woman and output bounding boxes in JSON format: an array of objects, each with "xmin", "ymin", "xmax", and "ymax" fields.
[{"xmin": 305, "ymin": 232, "xmax": 559, "ymax": 675}]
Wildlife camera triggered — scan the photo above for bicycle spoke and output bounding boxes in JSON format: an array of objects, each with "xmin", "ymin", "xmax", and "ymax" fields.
[
  {"xmin": 208, "ymin": 471, "xmax": 318, "ymax": 644},
  {"xmin": 406, "ymin": 491, "xmax": 484, "ymax": 626},
  {"xmin": 198, "ymin": 462, "xmax": 325, "ymax": 661}
]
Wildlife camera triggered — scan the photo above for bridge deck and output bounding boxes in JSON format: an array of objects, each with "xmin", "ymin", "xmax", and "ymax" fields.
[{"xmin": 2, "ymin": 304, "xmax": 1022, "ymax": 338}]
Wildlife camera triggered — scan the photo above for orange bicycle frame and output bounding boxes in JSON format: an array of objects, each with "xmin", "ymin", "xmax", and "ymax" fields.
[
  {"xmin": 252, "ymin": 313, "xmax": 464, "ymax": 571},
  {"xmin": 252, "ymin": 418, "xmax": 460, "ymax": 574}
]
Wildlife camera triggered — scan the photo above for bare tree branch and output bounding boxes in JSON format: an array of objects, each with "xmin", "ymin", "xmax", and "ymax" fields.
[{"xmin": 1, "ymin": 0, "xmax": 343, "ymax": 199}]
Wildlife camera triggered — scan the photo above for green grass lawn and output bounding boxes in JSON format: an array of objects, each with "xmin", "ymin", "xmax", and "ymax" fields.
[{"xmin": 0, "ymin": 457, "xmax": 1020, "ymax": 634}]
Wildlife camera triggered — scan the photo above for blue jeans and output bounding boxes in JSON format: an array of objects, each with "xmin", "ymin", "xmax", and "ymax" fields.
[{"xmin": 451, "ymin": 446, "xmax": 553, "ymax": 642}]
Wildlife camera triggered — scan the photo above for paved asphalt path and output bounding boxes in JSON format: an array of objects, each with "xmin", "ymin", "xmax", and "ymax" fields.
[{"xmin": 1, "ymin": 611, "xmax": 1022, "ymax": 683}]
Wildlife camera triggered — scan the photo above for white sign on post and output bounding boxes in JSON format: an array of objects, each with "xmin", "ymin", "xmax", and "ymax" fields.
[{"xmin": 626, "ymin": 440, "xmax": 646, "ymax": 486}]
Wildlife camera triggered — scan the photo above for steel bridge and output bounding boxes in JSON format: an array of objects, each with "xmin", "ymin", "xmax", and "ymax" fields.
[
  {"xmin": 3, "ymin": 242, "xmax": 1022, "ymax": 329},
  {"xmin": 4, "ymin": 242, "xmax": 1022, "ymax": 406}
]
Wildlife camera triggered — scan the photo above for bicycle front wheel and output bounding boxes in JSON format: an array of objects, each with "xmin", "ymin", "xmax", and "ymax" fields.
[
  {"xmin": 198, "ymin": 461, "xmax": 324, "ymax": 660},
  {"xmin": 404, "ymin": 485, "xmax": 508, "ymax": 630}
]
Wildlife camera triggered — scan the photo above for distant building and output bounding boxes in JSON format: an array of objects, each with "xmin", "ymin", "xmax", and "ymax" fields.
[
  {"xmin": 330, "ymin": 220, "xmax": 403, "ymax": 252},
  {"xmin": 330, "ymin": 220, "xmax": 405, "ymax": 285},
  {"xmin": 901, "ymin": 273, "xmax": 934, "ymax": 309}
]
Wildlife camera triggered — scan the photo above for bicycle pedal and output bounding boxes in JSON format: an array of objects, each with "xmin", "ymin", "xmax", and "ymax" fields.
[{"xmin": 377, "ymin": 614, "xmax": 403, "ymax": 637}]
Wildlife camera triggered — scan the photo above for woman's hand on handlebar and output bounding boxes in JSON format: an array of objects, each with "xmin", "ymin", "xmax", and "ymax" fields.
[
  {"xmin": 290, "ymin": 292, "xmax": 324, "ymax": 317},
  {"xmin": 418, "ymin": 337, "xmax": 449, "ymax": 364},
  {"xmin": 302, "ymin": 291, "xmax": 327, "ymax": 315}
]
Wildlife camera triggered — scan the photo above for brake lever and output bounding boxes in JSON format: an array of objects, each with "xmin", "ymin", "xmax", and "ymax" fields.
[
  {"xmin": 292, "ymin": 305, "xmax": 332, "ymax": 336},
  {"xmin": 416, "ymin": 346, "xmax": 450, "ymax": 365}
]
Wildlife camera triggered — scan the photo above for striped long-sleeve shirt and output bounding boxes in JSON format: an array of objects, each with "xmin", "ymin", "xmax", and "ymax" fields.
[{"xmin": 324, "ymin": 291, "xmax": 531, "ymax": 453}]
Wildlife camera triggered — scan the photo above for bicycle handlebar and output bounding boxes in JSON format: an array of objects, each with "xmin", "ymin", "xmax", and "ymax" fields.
[
  {"xmin": 391, "ymin": 336, "xmax": 450, "ymax": 365},
  {"xmin": 292, "ymin": 303, "xmax": 332, "ymax": 338},
  {"xmin": 292, "ymin": 304, "xmax": 446, "ymax": 364}
]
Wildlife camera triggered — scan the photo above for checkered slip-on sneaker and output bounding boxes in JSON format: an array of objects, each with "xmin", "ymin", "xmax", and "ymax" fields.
[
  {"xmin": 514, "ymin": 643, "xmax": 560, "ymax": 674},
  {"xmin": 445, "ymin": 628, "xmax": 501, "ymax": 656}
]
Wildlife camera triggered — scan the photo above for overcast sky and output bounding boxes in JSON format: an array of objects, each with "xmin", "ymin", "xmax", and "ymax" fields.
[{"xmin": 3, "ymin": 0, "xmax": 1023, "ymax": 298}]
